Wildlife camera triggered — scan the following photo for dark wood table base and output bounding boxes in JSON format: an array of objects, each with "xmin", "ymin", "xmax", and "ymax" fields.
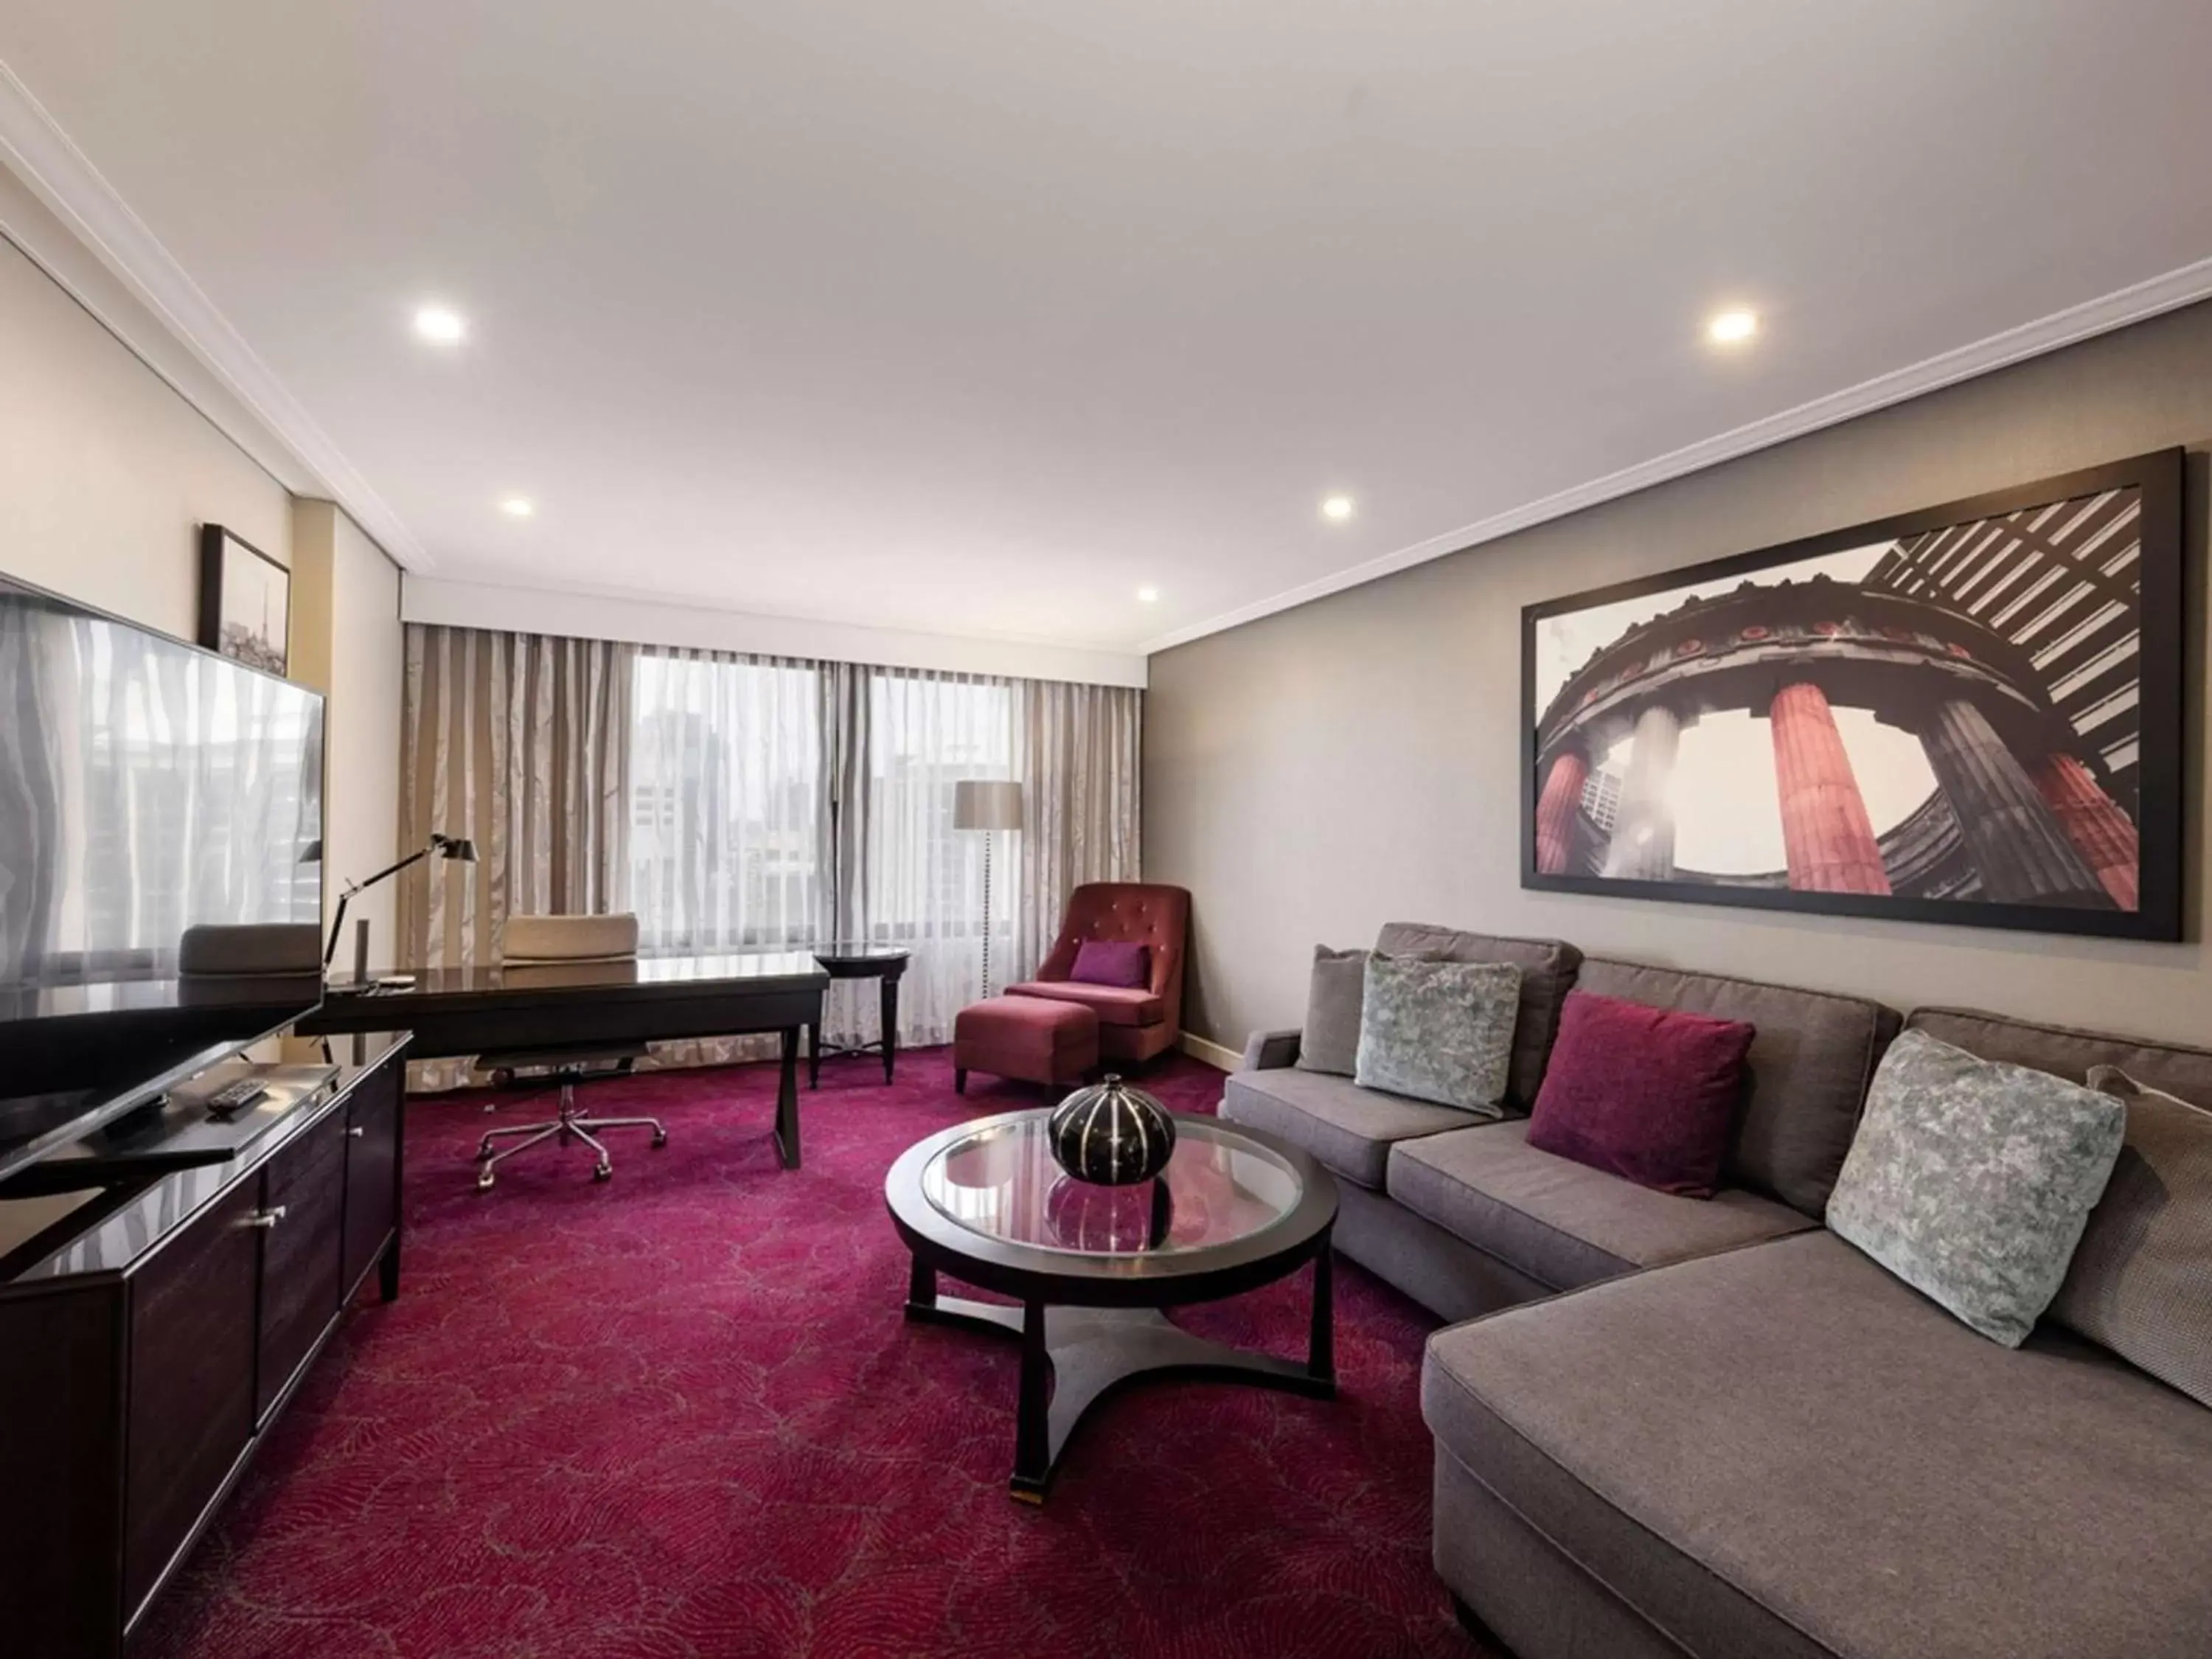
[
  {"xmin": 773, "ymin": 1028, "xmax": 801, "ymax": 1168},
  {"xmin": 807, "ymin": 951, "xmax": 907, "ymax": 1088},
  {"xmin": 903, "ymin": 1248, "xmax": 1336, "ymax": 1503}
]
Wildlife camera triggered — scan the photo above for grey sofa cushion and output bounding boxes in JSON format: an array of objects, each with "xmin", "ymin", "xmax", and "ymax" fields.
[
  {"xmin": 1829, "ymin": 1029, "xmax": 2124, "ymax": 1346},
  {"xmin": 1219, "ymin": 1065, "xmax": 1468, "ymax": 1189},
  {"xmin": 1907, "ymin": 1005, "xmax": 2212, "ymax": 1102},
  {"xmin": 1354, "ymin": 956, "xmax": 1520, "ymax": 1114},
  {"xmin": 1388, "ymin": 1119, "xmax": 1814, "ymax": 1291},
  {"xmin": 2049, "ymin": 1068, "xmax": 2212, "ymax": 1408},
  {"xmin": 1575, "ymin": 957, "xmax": 1900, "ymax": 1217},
  {"xmin": 1295, "ymin": 946, "xmax": 1369, "ymax": 1077},
  {"xmin": 1374, "ymin": 923, "xmax": 1582, "ymax": 1111},
  {"xmin": 1424, "ymin": 1231, "xmax": 2212, "ymax": 1659}
]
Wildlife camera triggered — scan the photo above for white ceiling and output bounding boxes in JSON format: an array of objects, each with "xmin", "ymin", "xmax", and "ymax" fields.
[{"xmin": 4, "ymin": 1, "xmax": 2211, "ymax": 658}]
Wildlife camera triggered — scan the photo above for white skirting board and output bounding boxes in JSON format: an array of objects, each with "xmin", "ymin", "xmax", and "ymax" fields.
[{"xmin": 1179, "ymin": 1032, "xmax": 1242, "ymax": 1072}]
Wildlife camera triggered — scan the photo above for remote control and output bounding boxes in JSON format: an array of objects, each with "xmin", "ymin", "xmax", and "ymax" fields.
[{"xmin": 205, "ymin": 1077, "xmax": 268, "ymax": 1118}]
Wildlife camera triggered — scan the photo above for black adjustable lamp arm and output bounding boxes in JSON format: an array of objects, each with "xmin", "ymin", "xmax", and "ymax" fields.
[{"xmin": 322, "ymin": 835, "xmax": 470, "ymax": 969}]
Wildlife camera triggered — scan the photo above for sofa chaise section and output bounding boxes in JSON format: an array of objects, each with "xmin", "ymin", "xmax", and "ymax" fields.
[
  {"xmin": 1425, "ymin": 1230, "xmax": 2212, "ymax": 1659},
  {"xmin": 1428, "ymin": 1001, "xmax": 2212, "ymax": 1659}
]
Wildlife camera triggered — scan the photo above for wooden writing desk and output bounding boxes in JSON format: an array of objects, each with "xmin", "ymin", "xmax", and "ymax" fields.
[{"xmin": 299, "ymin": 951, "xmax": 829, "ymax": 1168}]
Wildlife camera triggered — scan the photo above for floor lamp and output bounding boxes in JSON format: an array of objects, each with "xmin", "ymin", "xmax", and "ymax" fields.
[{"xmin": 953, "ymin": 779, "xmax": 1023, "ymax": 998}]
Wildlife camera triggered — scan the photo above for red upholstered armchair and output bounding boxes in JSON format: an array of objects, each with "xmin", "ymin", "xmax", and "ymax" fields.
[{"xmin": 1005, "ymin": 883, "xmax": 1190, "ymax": 1065}]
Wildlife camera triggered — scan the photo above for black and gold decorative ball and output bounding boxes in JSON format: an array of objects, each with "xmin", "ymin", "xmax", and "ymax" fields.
[{"xmin": 1047, "ymin": 1074, "xmax": 1176, "ymax": 1186}]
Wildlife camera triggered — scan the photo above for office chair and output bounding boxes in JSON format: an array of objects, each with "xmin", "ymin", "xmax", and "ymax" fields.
[{"xmin": 473, "ymin": 914, "xmax": 669, "ymax": 1190}]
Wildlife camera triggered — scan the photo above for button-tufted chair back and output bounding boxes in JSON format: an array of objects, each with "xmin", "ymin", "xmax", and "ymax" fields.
[{"xmin": 1036, "ymin": 883, "xmax": 1191, "ymax": 1021}]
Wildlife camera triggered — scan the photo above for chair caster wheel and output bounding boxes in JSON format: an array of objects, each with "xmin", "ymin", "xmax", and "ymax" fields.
[
  {"xmin": 593, "ymin": 1161, "xmax": 613, "ymax": 1182},
  {"xmin": 476, "ymin": 1169, "xmax": 495, "ymax": 1192},
  {"xmin": 652, "ymin": 1130, "xmax": 668, "ymax": 1148},
  {"xmin": 490, "ymin": 1068, "xmax": 515, "ymax": 1088}
]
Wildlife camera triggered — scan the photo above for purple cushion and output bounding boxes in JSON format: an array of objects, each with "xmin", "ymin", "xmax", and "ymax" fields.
[
  {"xmin": 1526, "ymin": 990, "xmax": 1755, "ymax": 1199},
  {"xmin": 1071, "ymin": 940, "xmax": 1150, "ymax": 989}
]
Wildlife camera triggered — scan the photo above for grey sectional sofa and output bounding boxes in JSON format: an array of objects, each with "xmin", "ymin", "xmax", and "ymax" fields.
[{"xmin": 1220, "ymin": 922, "xmax": 2212, "ymax": 1659}]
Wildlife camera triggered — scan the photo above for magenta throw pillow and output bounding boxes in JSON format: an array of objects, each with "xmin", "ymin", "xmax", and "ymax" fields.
[
  {"xmin": 1526, "ymin": 991, "xmax": 1755, "ymax": 1199},
  {"xmin": 1071, "ymin": 940, "xmax": 1150, "ymax": 988}
]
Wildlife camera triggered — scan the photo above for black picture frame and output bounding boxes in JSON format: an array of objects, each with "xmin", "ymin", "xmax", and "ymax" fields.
[
  {"xmin": 197, "ymin": 522, "xmax": 291, "ymax": 676},
  {"xmin": 1520, "ymin": 448, "xmax": 2187, "ymax": 941}
]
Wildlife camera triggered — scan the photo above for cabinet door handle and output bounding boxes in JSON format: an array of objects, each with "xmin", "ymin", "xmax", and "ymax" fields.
[
  {"xmin": 347, "ymin": 1125, "xmax": 365, "ymax": 1138},
  {"xmin": 245, "ymin": 1205, "xmax": 288, "ymax": 1231}
]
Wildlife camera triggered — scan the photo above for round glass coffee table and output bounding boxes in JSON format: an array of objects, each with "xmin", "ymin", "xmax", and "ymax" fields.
[{"xmin": 884, "ymin": 1108, "xmax": 1339, "ymax": 1502}]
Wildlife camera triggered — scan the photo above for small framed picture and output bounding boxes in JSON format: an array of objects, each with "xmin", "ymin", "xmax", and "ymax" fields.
[{"xmin": 198, "ymin": 524, "xmax": 291, "ymax": 675}]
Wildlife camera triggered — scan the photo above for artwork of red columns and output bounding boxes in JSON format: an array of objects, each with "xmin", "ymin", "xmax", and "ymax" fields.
[
  {"xmin": 2034, "ymin": 752, "xmax": 2140, "ymax": 909},
  {"xmin": 1769, "ymin": 681, "xmax": 1891, "ymax": 894},
  {"xmin": 1534, "ymin": 748, "xmax": 1589, "ymax": 874}
]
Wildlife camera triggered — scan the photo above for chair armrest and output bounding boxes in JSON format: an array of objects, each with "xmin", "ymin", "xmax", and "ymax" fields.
[{"xmin": 1242, "ymin": 1029, "xmax": 1303, "ymax": 1071}]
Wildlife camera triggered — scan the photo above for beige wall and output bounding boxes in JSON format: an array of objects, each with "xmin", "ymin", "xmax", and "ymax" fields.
[
  {"xmin": 1146, "ymin": 299, "xmax": 2212, "ymax": 1053},
  {"xmin": 291, "ymin": 501, "xmax": 405, "ymax": 956},
  {"xmin": 1, "ymin": 229, "xmax": 403, "ymax": 964},
  {"xmin": 0, "ymin": 231, "xmax": 293, "ymax": 629}
]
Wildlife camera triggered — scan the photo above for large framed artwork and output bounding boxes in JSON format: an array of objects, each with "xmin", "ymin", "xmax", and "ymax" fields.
[
  {"xmin": 197, "ymin": 523, "xmax": 291, "ymax": 676},
  {"xmin": 1521, "ymin": 449, "xmax": 2185, "ymax": 940}
]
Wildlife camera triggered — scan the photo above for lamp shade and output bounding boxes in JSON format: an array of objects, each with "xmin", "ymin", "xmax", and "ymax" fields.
[{"xmin": 953, "ymin": 779, "xmax": 1024, "ymax": 832}]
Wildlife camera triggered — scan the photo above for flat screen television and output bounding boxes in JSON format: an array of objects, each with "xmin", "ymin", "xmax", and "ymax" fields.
[{"xmin": 0, "ymin": 573, "xmax": 324, "ymax": 1184}]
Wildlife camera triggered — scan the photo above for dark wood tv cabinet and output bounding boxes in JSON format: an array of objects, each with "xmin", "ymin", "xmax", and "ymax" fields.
[{"xmin": 0, "ymin": 1032, "xmax": 411, "ymax": 1659}]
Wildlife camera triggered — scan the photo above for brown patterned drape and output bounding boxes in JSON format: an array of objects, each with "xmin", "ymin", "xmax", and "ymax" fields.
[{"xmin": 396, "ymin": 625, "xmax": 633, "ymax": 1085}]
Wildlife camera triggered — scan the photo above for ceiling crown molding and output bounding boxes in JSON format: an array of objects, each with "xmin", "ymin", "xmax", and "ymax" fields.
[
  {"xmin": 0, "ymin": 57, "xmax": 430, "ymax": 568},
  {"xmin": 1139, "ymin": 254, "xmax": 2212, "ymax": 655}
]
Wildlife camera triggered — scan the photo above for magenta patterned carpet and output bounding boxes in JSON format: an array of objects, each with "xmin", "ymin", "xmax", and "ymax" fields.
[{"xmin": 138, "ymin": 1049, "xmax": 1485, "ymax": 1659}]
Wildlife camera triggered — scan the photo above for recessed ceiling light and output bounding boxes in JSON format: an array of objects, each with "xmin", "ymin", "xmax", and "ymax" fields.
[
  {"xmin": 1321, "ymin": 495, "xmax": 1355, "ymax": 522},
  {"xmin": 1137, "ymin": 586, "xmax": 1161, "ymax": 603},
  {"xmin": 413, "ymin": 305, "xmax": 466, "ymax": 344},
  {"xmin": 1705, "ymin": 308, "xmax": 1759, "ymax": 346},
  {"xmin": 498, "ymin": 496, "xmax": 535, "ymax": 518}
]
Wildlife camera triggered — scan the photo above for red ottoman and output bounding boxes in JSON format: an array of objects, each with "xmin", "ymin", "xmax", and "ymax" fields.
[{"xmin": 954, "ymin": 997, "xmax": 1099, "ymax": 1091}]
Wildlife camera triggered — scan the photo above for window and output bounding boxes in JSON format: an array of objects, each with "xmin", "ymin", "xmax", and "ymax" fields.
[
  {"xmin": 628, "ymin": 653, "xmax": 823, "ymax": 953},
  {"xmin": 623, "ymin": 653, "xmax": 1030, "ymax": 1040},
  {"xmin": 863, "ymin": 672, "xmax": 1014, "ymax": 942},
  {"xmin": 862, "ymin": 672, "xmax": 1015, "ymax": 1040}
]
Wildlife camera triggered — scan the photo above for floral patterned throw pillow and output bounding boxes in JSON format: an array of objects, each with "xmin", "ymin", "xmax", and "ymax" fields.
[
  {"xmin": 1828, "ymin": 1029, "xmax": 2125, "ymax": 1346},
  {"xmin": 1353, "ymin": 953, "xmax": 1520, "ymax": 1114}
]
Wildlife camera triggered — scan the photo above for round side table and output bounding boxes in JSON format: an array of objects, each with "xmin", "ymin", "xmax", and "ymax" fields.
[{"xmin": 809, "ymin": 945, "xmax": 911, "ymax": 1085}]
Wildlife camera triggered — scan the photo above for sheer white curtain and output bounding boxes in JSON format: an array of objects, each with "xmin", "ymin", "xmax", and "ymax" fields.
[
  {"xmin": 627, "ymin": 649, "xmax": 830, "ymax": 1062},
  {"xmin": 625, "ymin": 656, "xmax": 1040, "ymax": 1052},
  {"xmin": 858, "ymin": 669, "xmax": 1017, "ymax": 1044},
  {"xmin": 852, "ymin": 668, "xmax": 1141, "ymax": 1042},
  {"xmin": 629, "ymin": 650, "xmax": 826, "ymax": 953}
]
